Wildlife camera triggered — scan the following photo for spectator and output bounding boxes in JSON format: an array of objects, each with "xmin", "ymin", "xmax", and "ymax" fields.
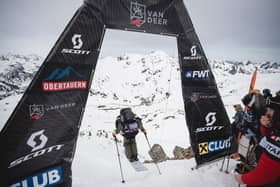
[
  {"xmin": 262, "ymin": 89, "xmax": 272, "ymax": 105},
  {"xmin": 232, "ymin": 104, "xmax": 244, "ymax": 138},
  {"xmin": 235, "ymin": 104, "xmax": 280, "ymax": 187}
]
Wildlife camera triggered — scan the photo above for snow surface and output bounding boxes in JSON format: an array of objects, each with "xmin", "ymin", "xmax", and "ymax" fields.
[{"xmin": 0, "ymin": 51, "xmax": 279, "ymax": 187}]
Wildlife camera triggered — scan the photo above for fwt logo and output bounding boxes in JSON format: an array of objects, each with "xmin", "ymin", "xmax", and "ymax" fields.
[
  {"xmin": 195, "ymin": 112, "xmax": 224, "ymax": 133},
  {"xmin": 27, "ymin": 130, "xmax": 48, "ymax": 152},
  {"xmin": 9, "ymin": 130, "xmax": 64, "ymax": 168},
  {"xmin": 29, "ymin": 104, "xmax": 44, "ymax": 119},
  {"xmin": 61, "ymin": 34, "xmax": 91, "ymax": 55},
  {"xmin": 185, "ymin": 70, "xmax": 210, "ymax": 80},
  {"xmin": 10, "ymin": 166, "xmax": 63, "ymax": 187},
  {"xmin": 130, "ymin": 1, "xmax": 168, "ymax": 27},
  {"xmin": 198, "ymin": 137, "xmax": 232, "ymax": 155},
  {"xmin": 42, "ymin": 66, "xmax": 87, "ymax": 92}
]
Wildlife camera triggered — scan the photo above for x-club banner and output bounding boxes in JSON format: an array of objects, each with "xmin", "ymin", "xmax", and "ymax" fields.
[{"xmin": 0, "ymin": 0, "xmax": 236, "ymax": 186}]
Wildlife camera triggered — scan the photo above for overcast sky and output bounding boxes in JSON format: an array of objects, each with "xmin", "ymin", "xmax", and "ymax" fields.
[{"xmin": 0, "ymin": 0, "xmax": 279, "ymax": 62}]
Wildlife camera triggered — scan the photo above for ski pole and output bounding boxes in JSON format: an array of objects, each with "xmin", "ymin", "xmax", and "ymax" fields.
[
  {"xmin": 114, "ymin": 137, "xmax": 125, "ymax": 183},
  {"xmin": 220, "ymin": 156, "xmax": 226, "ymax": 171},
  {"xmin": 224, "ymin": 155, "xmax": 230, "ymax": 174},
  {"xmin": 144, "ymin": 134, "xmax": 162, "ymax": 175}
]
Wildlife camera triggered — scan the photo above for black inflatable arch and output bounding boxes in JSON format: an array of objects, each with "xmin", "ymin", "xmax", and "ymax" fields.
[{"xmin": 0, "ymin": 0, "xmax": 235, "ymax": 186}]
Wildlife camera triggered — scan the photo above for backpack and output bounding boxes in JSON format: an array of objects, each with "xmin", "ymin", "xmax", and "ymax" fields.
[
  {"xmin": 120, "ymin": 108, "xmax": 136, "ymax": 123},
  {"xmin": 121, "ymin": 121, "xmax": 139, "ymax": 139},
  {"xmin": 118, "ymin": 108, "xmax": 139, "ymax": 138}
]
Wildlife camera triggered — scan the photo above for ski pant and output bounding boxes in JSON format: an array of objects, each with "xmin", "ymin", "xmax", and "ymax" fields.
[{"xmin": 123, "ymin": 137, "xmax": 138, "ymax": 159}]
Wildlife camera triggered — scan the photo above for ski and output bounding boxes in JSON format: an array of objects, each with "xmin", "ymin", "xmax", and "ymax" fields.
[{"xmin": 129, "ymin": 160, "xmax": 148, "ymax": 172}]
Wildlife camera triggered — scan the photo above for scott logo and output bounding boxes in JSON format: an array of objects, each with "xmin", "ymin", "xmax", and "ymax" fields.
[
  {"xmin": 27, "ymin": 130, "xmax": 48, "ymax": 152},
  {"xmin": 205, "ymin": 112, "xmax": 216, "ymax": 126},
  {"xmin": 72, "ymin": 34, "xmax": 83, "ymax": 49},
  {"xmin": 185, "ymin": 70, "xmax": 210, "ymax": 80},
  {"xmin": 61, "ymin": 34, "xmax": 91, "ymax": 55},
  {"xmin": 9, "ymin": 130, "xmax": 64, "ymax": 168},
  {"xmin": 10, "ymin": 166, "xmax": 63, "ymax": 187},
  {"xmin": 195, "ymin": 112, "xmax": 224, "ymax": 133},
  {"xmin": 190, "ymin": 45, "xmax": 197, "ymax": 57},
  {"xmin": 183, "ymin": 45, "xmax": 202, "ymax": 61}
]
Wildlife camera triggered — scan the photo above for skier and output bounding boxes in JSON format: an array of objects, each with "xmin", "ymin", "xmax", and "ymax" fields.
[
  {"xmin": 112, "ymin": 108, "xmax": 147, "ymax": 162},
  {"xmin": 235, "ymin": 104, "xmax": 280, "ymax": 187}
]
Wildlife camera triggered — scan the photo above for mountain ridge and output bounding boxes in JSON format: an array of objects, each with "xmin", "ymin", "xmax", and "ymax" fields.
[{"xmin": 0, "ymin": 52, "xmax": 279, "ymax": 100}]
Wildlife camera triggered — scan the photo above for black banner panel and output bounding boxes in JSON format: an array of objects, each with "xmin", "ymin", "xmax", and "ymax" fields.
[{"xmin": 0, "ymin": 0, "xmax": 236, "ymax": 186}]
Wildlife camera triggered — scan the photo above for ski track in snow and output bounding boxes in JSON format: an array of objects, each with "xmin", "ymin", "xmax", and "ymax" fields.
[{"xmin": 0, "ymin": 52, "xmax": 279, "ymax": 187}]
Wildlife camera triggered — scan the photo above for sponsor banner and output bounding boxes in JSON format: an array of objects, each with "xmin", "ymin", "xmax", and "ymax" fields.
[
  {"xmin": 189, "ymin": 92, "xmax": 218, "ymax": 103},
  {"xmin": 42, "ymin": 81, "xmax": 87, "ymax": 92},
  {"xmin": 40, "ymin": 65, "xmax": 91, "ymax": 92},
  {"xmin": 198, "ymin": 137, "xmax": 232, "ymax": 156},
  {"xmin": 259, "ymin": 137, "xmax": 280, "ymax": 160},
  {"xmin": 10, "ymin": 166, "xmax": 63, "ymax": 187},
  {"xmin": 61, "ymin": 34, "xmax": 91, "ymax": 55},
  {"xmin": 195, "ymin": 112, "xmax": 224, "ymax": 133},
  {"xmin": 0, "ymin": 1, "xmax": 236, "ymax": 186},
  {"xmin": 8, "ymin": 130, "xmax": 64, "ymax": 169},
  {"xmin": 183, "ymin": 45, "xmax": 202, "ymax": 61},
  {"xmin": 29, "ymin": 103, "xmax": 77, "ymax": 120},
  {"xmin": 130, "ymin": 2, "xmax": 168, "ymax": 27},
  {"xmin": 185, "ymin": 70, "xmax": 210, "ymax": 81}
]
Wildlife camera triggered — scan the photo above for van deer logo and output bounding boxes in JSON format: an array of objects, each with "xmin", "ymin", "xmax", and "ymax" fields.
[
  {"xmin": 72, "ymin": 34, "xmax": 83, "ymax": 49},
  {"xmin": 29, "ymin": 104, "xmax": 44, "ymax": 119},
  {"xmin": 27, "ymin": 130, "xmax": 48, "ymax": 152},
  {"xmin": 130, "ymin": 2, "xmax": 146, "ymax": 27}
]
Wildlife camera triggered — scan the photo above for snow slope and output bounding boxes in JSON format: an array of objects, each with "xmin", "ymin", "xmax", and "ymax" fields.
[{"xmin": 0, "ymin": 52, "xmax": 279, "ymax": 187}]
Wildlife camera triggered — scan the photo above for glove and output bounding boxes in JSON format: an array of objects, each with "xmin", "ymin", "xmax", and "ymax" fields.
[{"xmin": 112, "ymin": 131, "xmax": 117, "ymax": 137}]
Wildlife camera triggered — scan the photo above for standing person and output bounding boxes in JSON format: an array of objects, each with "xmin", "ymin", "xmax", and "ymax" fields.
[
  {"xmin": 232, "ymin": 104, "xmax": 244, "ymax": 138},
  {"xmin": 262, "ymin": 89, "xmax": 272, "ymax": 105},
  {"xmin": 270, "ymin": 90, "xmax": 280, "ymax": 106},
  {"xmin": 235, "ymin": 104, "xmax": 280, "ymax": 187},
  {"xmin": 112, "ymin": 108, "xmax": 146, "ymax": 162},
  {"xmin": 241, "ymin": 89, "xmax": 265, "ymax": 143}
]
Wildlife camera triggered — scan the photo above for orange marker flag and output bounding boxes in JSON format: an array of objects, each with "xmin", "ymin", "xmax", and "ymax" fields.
[{"xmin": 249, "ymin": 68, "xmax": 258, "ymax": 93}]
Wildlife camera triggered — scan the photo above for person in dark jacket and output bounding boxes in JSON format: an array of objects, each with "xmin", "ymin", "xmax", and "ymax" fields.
[
  {"xmin": 241, "ymin": 90, "xmax": 265, "ymax": 143},
  {"xmin": 262, "ymin": 89, "xmax": 273, "ymax": 105},
  {"xmin": 270, "ymin": 90, "xmax": 280, "ymax": 108},
  {"xmin": 112, "ymin": 108, "xmax": 146, "ymax": 162},
  {"xmin": 235, "ymin": 104, "xmax": 280, "ymax": 187},
  {"xmin": 232, "ymin": 104, "xmax": 244, "ymax": 138}
]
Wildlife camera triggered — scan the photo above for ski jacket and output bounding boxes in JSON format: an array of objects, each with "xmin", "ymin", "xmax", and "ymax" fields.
[{"xmin": 242, "ymin": 135, "xmax": 280, "ymax": 186}]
